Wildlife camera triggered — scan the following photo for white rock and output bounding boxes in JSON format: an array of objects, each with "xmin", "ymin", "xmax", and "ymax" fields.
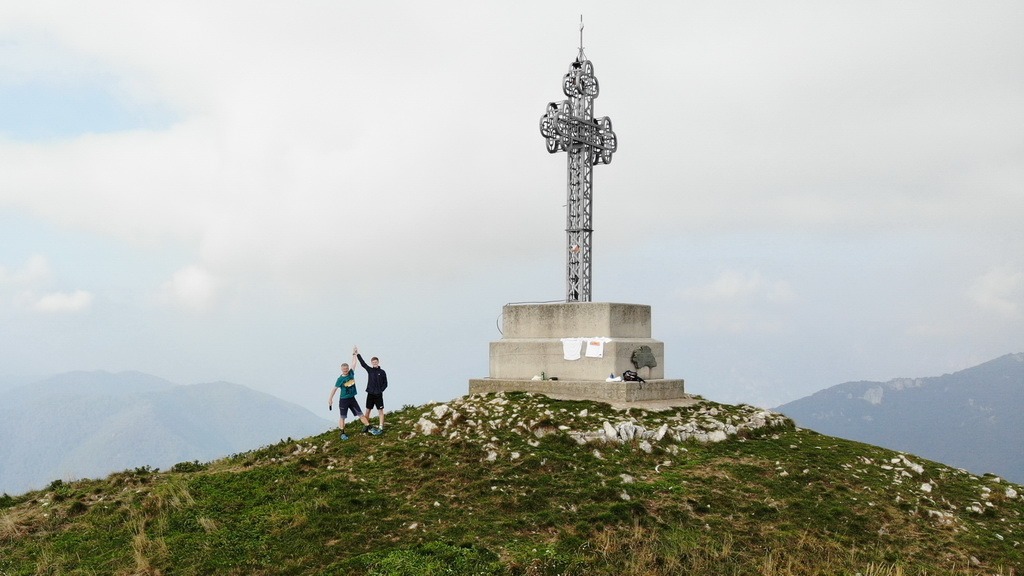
[
  {"xmin": 603, "ymin": 421, "xmax": 618, "ymax": 439},
  {"xmin": 1006, "ymin": 487, "xmax": 1018, "ymax": 499},
  {"xmin": 920, "ymin": 483, "xmax": 932, "ymax": 493},
  {"xmin": 416, "ymin": 418, "xmax": 438, "ymax": 435},
  {"xmin": 619, "ymin": 491, "xmax": 631, "ymax": 501},
  {"xmin": 639, "ymin": 440, "xmax": 653, "ymax": 454},
  {"xmin": 579, "ymin": 409, "xmax": 589, "ymax": 417},
  {"xmin": 927, "ymin": 509, "xmax": 954, "ymax": 525},
  {"xmin": 898, "ymin": 455, "xmax": 924, "ymax": 475},
  {"xmin": 706, "ymin": 430, "xmax": 728, "ymax": 443},
  {"xmin": 485, "ymin": 451, "xmax": 498, "ymax": 462},
  {"xmin": 654, "ymin": 423, "xmax": 669, "ymax": 442},
  {"xmin": 620, "ymin": 474, "xmax": 635, "ymax": 484}
]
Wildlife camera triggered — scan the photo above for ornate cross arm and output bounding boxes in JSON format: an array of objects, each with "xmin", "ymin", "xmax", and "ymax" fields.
[
  {"xmin": 539, "ymin": 58, "xmax": 617, "ymax": 165},
  {"xmin": 540, "ymin": 105, "xmax": 617, "ymax": 164}
]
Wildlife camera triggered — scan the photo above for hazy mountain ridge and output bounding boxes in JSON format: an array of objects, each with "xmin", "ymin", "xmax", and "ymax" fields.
[
  {"xmin": 0, "ymin": 371, "xmax": 330, "ymax": 496},
  {"xmin": 776, "ymin": 353, "xmax": 1024, "ymax": 483}
]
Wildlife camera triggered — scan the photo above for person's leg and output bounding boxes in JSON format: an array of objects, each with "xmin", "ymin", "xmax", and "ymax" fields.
[
  {"xmin": 341, "ymin": 398, "xmax": 360, "ymax": 438},
  {"xmin": 351, "ymin": 401, "xmax": 370, "ymax": 432},
  {"xmin": 366, "ymin": 395, "xmax": 384, "ymax": 430}
]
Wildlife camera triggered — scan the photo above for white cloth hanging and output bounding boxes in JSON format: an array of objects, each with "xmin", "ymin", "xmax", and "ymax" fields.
[{"xmin": 560, "ymin": 338, "xmax": 584, "ymax": 361}]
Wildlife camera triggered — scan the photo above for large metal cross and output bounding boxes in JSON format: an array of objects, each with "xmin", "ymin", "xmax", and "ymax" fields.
[{"xmin": 539, "ymin": 22, "xmax": 617, "ymax": 303}]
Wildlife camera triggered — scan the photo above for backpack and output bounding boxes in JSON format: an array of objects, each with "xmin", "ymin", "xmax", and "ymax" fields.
[{"xmin": 622, "ymin": 370, "xmax": 645, "ymax": 384}]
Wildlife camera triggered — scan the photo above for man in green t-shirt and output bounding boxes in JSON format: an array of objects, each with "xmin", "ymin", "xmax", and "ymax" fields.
[{"xmin": 328, "ymin": 351, "xmax": 374, "ymax": 440}]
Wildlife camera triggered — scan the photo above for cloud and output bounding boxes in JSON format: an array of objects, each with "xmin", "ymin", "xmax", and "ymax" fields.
[
  {"xmin": 677, "ymin": 270, "xmax": 796, "ymax": 335},
  {"xmin": 2, "ymin": 255, "xmax": 92, "ymax": 314},
  {"xmin": 3, "ymin": 2, "xmax": 1022, "ymax": 310},
  {"xmin": 0, "ymin": 3, "xmax": 555, "ymax": 302},
  {"xmin": 27, "ymin": 290, "xmax": 93, "ymax": 313},
  {"xmin": 969, "ymin": 266, "xmax": 1024, "ymax": 319},
  {"xmin": 160, "ymin": 265, "xmax": 220, "ymax": 311},
  {"xmin": 680, "ymin": 270, "xmax": 795, "ymax": 304},
  {"xmin": 0, "ymin": 254, "xmax": 50, "ymax": 286}
]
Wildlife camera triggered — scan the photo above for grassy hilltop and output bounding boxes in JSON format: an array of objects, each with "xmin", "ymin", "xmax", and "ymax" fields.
[{"xmin": 1, "ymin": 392, "xmax": 1021, "ymax": 575}]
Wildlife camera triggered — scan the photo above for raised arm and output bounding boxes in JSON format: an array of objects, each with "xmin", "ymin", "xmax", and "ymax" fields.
[{"xmin": 355, "ymin": 346, "xmax": 370, "ymax": 370}]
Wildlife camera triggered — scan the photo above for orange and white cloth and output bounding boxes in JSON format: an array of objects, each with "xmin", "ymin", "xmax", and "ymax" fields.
[{"xmin": 585, "ymin": 337, "xmax": 611, "ymax": 358}]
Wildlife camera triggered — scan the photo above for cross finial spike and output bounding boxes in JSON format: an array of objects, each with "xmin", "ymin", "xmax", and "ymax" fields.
[{"xmin": 578, "ymin": 15, "xmax": 586, "ymax": 60}]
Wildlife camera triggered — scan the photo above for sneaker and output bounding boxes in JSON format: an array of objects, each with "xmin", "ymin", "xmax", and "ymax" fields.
[
  {"xmin": 370, "ymin": 427, "xmax": 383, "ymax": 436},
  {"xmin": 340, "ymin": 433, "xmax": 349, "ymax": 441},
  {"xmin": 362, "ymin": 425, "xmax": 371, "ymax": 434}
]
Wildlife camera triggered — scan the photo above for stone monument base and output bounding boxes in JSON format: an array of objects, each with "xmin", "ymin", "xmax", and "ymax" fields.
[
  {"xmin": 468, "ymin": 378, "xmax": 686, "ymax": 403},
  {"xmin": 469, "ymin": 302, "xmax": 686, "ymax": 403}
]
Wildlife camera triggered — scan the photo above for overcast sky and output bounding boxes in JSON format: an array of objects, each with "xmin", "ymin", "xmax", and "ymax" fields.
[{"xmin": 1, "ymin": 1, "xmax": 1022, "ymax": 416}]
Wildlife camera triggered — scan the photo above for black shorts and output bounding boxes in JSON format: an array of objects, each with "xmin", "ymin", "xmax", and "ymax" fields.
[
  {"xmin": 338, "ymin": 396, "xmax": 363, "ymax": 417},
  {"xmin": 365, "ymin": 393, "xmax": 384, "ymax": 410}
]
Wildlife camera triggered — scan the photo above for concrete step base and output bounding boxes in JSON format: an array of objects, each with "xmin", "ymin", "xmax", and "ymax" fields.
[{"xmin": 468, "ymin": 378, "xmax": 686, "ymax": 403}]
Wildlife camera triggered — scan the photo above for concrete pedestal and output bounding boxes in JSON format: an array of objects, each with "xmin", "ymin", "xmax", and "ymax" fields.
[
  {"xmin": 468, "ymin": 302, "xmax": 685, "ymax": 401},
  {"xmin": 467, "ymin": 378, "xmax": 687, "ymax": 402}
]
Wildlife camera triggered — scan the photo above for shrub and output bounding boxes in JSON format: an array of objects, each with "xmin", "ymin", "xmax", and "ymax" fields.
[{"xmin": 171, "ymin": 460, "xmax": 208, "ymax": 474}]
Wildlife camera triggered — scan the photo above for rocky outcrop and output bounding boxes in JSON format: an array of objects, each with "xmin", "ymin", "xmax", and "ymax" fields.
[{"xmin": 411, "ymin": 392, "xmax": 791, "ymax": 456}]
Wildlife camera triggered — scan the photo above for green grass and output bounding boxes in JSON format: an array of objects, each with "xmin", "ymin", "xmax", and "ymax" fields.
[{"xmin": 1, "ymin": 392, "xmax": 1021, "ymax": 575}]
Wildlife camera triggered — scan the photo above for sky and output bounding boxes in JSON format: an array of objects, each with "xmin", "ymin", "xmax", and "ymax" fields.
[{"xmin": 1, "ymin": 1, "xmax": 1022, "ymax": 417}]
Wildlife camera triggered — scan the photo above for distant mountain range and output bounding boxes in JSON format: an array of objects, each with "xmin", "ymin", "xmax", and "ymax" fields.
[
  {"xmin": 776, "ymin": 353, "xmax": 1024, "ymax": 484},
  {"xmin": 0, "ymin": 371, "xmax": 330, "ymax": 496}
]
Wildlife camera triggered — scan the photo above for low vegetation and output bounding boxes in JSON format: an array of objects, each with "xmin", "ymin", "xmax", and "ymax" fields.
[{"xmin": 1, "ymin": 392, "xmax": 1021, "ymax": 575}]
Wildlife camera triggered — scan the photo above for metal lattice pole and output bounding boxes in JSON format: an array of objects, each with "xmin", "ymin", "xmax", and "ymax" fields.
[{"xmin": 539, "ymin": 20, "xmax": 617, "ymax": 302}]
